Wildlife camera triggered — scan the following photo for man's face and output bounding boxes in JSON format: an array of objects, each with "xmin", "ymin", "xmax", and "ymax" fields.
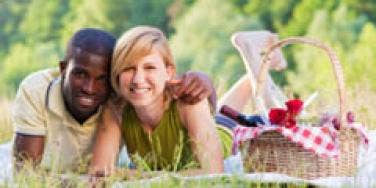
[{"xmin": 60, "ymin": 50, "xmax": 110, "ymax": 122}]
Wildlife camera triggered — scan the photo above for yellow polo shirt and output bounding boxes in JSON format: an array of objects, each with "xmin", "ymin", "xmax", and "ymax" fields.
[{"xmin": 12, "ymin": 68, "xmax": 101, "ymax": 172}]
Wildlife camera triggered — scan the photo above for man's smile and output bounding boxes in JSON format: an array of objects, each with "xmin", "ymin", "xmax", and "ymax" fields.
[{"xmin": 76, "ymin": 95, "xmax": 97, "ymax": 107}]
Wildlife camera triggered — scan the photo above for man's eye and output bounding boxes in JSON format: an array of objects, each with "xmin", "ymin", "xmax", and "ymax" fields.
[
  {"xmin": 74, "ymin": 71, "xmax": 86, "ymax": 78},
  {"xmin": 97, "ymin": 75, "xmax": 108, "ymax": 81}
]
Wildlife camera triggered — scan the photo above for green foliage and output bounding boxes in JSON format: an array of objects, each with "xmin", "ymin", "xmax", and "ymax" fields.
[
  {"xmin": 347, "ymin": 23, "xmax": 376, "ymax": 90},
  {"xmin": 0, "ymin": 1, "xmax": 30, "ymax": 57},
  {"xmin": 60, "ymin": 0, "xmax": 174, "ymax": 43},
  {"xmin": 344, "ymin": 0, "xmax": 376, "ymax": 23},
  {"xmin": 280, "ymin": 0, "xmax": 339, "ymax": 37},
  {"xmin": 241, "ymin": 0, "xmax": 300, "ymax": 32},
  {"xmin": 59, "ymin": 0, "xmax": 114, "ymax": 47},
  {"xmin": 0, "ymin": 43, "xmax": 58, "ymax": 93},
  {"xmin": 170, "ymin": 0, "xmax": 263, "ymax": 95},
  {"xmin": 0, "ymin": 0, "xmax": 176, "ymax": 96},
  {"xmin": 124, "ymin": 0, "xmax": 173, "ymax": 34},
  {"xmin": 0, "ymin": 0, "xmax": 375, "ymax": 102},
  {"xmin": 20, "ymin": 0, "xmax": 69, "ymax": 44}
]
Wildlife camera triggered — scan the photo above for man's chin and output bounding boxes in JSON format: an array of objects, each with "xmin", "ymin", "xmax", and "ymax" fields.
[{"xmin": 77, "ymin": 105, "xmax": 99, "ymax": 116}]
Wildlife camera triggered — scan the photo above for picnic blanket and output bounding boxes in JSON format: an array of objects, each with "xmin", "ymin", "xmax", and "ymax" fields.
[{"xmin": 0, "ymin": 142, "xmax": 12, "ymax": 182}]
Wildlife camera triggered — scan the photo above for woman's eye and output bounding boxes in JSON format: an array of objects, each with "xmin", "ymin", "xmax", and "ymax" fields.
[
  {"xmin": 145, "ymin": 66, "xmax": 156, "ymax": 70},
  {"xmin": 122, "ymin": 67, "xmax": 134, "ymax": 72}
]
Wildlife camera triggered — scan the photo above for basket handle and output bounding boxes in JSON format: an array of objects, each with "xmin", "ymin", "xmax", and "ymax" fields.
[{"xmin": 255, "ymin": 37, "xmax": 347, "ymax": 125}]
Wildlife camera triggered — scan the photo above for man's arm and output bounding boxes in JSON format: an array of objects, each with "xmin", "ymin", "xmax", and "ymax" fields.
[
  {"xmin": 11, "ymin": 72, "xmax": 51, "ymax": 170},
  {"xmin": 14, "ymin": 133, "xmax": 45, "ymax": 170},
  {"xmin": 168, "ymin": 71, "xmax": 217, "ymax": 110}
]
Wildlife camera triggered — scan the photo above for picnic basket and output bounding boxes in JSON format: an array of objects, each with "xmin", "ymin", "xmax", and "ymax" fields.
[{"xmin": 240, "ymin": 37, "xmax": 361, "ymax": 179}]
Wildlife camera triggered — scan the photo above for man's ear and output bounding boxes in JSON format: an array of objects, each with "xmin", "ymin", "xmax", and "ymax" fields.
[{"xmin": 59, "ymin": 60, "xmax": 67, "ymax": 75}]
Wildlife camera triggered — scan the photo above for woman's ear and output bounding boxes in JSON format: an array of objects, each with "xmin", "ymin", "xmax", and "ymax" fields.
[{"xmin": 166, "ymin": 65, "xmax": 176, "ymax": 80}]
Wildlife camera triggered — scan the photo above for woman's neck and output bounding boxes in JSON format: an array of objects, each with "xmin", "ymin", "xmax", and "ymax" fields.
[{"xmin": 134, "ymin": 96, "xmax": 170, "ymax": 132}]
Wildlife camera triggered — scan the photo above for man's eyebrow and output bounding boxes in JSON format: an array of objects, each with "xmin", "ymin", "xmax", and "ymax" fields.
[{"xmin": 72, "ymin": 66, "xmax": 86, "ymax": 71}]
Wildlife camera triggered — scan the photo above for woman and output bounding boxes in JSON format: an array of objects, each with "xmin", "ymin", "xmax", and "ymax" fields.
[{"xmin": 89, "ymin": 26, "xmax": 231, "ymax": 176}]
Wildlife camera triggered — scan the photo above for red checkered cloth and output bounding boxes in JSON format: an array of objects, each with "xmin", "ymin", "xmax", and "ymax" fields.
[{"xmin": 232, "ymin": 122, "xmax": 368, "ymax": 158}]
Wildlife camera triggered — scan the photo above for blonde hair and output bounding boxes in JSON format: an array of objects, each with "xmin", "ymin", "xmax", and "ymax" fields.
[{"xmin": 111, "ymin": 26, "xmax": 175, "ymax": 95}]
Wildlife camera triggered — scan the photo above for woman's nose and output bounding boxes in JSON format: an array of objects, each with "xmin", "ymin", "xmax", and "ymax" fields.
[{"xmin": 132, "ymin": 69, "xmax": 145, "ymax": 84}]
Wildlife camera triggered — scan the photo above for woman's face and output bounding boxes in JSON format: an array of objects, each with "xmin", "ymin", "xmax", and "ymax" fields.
[{"xmin": 119, "ymin": 49, "xmax": 173, "ymax": 107}]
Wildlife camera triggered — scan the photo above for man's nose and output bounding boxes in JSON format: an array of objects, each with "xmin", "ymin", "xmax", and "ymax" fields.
[{"xmin": 83, "ymin": 79, "xmax": 96, "ymax": 94}]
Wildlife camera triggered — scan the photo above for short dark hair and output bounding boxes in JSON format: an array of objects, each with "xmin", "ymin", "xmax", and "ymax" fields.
[{"xmin": 63, "ymin": 28, "xmax": 116, "ymax": 62}]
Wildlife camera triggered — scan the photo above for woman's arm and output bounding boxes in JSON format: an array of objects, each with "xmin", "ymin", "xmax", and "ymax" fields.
[
  {"xmin": 89, "ymin": 102, "xmax": 122, "ymax": 176},
  {"xmin": 177, "ymin": 99, "xmax": 224, "ymax": 174}
]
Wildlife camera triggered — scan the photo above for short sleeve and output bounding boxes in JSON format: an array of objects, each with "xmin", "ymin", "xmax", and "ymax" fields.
[{"xmin": 12, "ymin": 78, "xmax": 47, "ymax": 136}]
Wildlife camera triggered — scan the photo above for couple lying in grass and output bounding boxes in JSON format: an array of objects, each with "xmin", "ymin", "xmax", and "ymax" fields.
[
  {"xmin": 13, "ymin": 26, "xmax": 235, "ymax": 178},
  {"xmin": 13, "ymin": 25, "xmax": 284, "ymax": 180}
]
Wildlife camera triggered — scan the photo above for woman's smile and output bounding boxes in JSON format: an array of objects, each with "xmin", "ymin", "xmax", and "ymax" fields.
[{"xmin": 129, "ymin": 87, "xmax": 151, "ymax": 95}]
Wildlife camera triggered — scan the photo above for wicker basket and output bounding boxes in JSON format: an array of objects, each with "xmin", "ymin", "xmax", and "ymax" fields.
[{"xmin": 241, "ymin": 37, "xmax": 361, "ymax": 179}]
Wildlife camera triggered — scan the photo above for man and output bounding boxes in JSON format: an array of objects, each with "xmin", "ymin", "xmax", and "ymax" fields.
[{"xmin": 12, "ymin": 28, "xmax": 215, "ymax": 172}]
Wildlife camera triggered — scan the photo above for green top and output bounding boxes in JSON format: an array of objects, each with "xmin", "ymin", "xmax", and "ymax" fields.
[{"xmin": 121, "ymin": 101, "xmax": 232, "ymax": 171}]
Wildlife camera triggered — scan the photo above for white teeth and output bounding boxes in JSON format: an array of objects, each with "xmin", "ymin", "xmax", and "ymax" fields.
[
  {"xmin": 79, "ymin": 97, "xmax": 94, "ymax": 106},
  {"xmin": 130, "ymin": 88, "xmax": 149, "ymax": 94}
]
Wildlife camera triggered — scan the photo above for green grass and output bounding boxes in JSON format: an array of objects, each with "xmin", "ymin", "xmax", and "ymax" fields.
[
  {"xmin": 2, "ymin": 170, "xmax": 313, "ymax": 188},
  {"xmin": 115, "ymin": 174, "xmax": 312, "ymax": 188},
  {"xmin": 0, "ymin": 98, "xmax": 12, "ymax": 144}
]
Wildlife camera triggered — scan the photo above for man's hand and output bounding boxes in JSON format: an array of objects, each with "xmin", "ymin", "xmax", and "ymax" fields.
[{"xmin": 167, "ymin": 71, "xmax": 217, "ymax": 110}]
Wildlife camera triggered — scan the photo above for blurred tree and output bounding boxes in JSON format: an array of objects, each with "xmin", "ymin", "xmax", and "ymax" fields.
[
  {"xmin": 286, "ymin": 3, "xmax": 375, "ymax": 102},
  {"xmin": 327, "ymin": 3, "xmax": 367, "ymax": 50},
  {"xmin": 170, "ymin": 0, "xmax": 262, "ymax": 95},
  {"xmin": 0, "ymin": 1, "xmax": 30, "ymax": 60},
  {"xmin": 120, "ymin": 0, "xmax": 173, "ymax": 35},
  {"xmin": 344, "ymin": 0, "xmax": 376, "ymax": 23},
  {"xmin": 60, "ymin": 0, "xmax": 114, "ymax": 47},
  {"xmin": 286, "ymin": 10, "xmax": 334, "ymax": 97},
  {"xmin": 167, "ymin": 0, "xmax": 197, "ymax": 31},
  {"xmin": 239, "ymin": 0, "xmax": 300, "ymax": 32},
  {"xmin": 347, "ymin": 23, "xmax": 376, "ymax": 90},
  {"xmin": 20, "ymin": 0, "xmax": 69, "ymax": 45},
  {"xmin": 60, "ymin": 0, "xmax": 175, "ymax": 42},
  {"xmin": 280, "ymin": 0, "xmax": 339, "ymax": 37},
  {"xmin": 1, "ymin": 0, "xmax": 376, "ymax": 98},
  {"xmin": 0, "ymin": 43, "xmax": 58, "ymax": 95}
]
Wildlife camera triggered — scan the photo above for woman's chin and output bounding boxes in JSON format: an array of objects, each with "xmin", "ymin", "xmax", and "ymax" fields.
[{"xmin": 128, "ymin": 99, "xmax": 152, "ymax": 107}]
